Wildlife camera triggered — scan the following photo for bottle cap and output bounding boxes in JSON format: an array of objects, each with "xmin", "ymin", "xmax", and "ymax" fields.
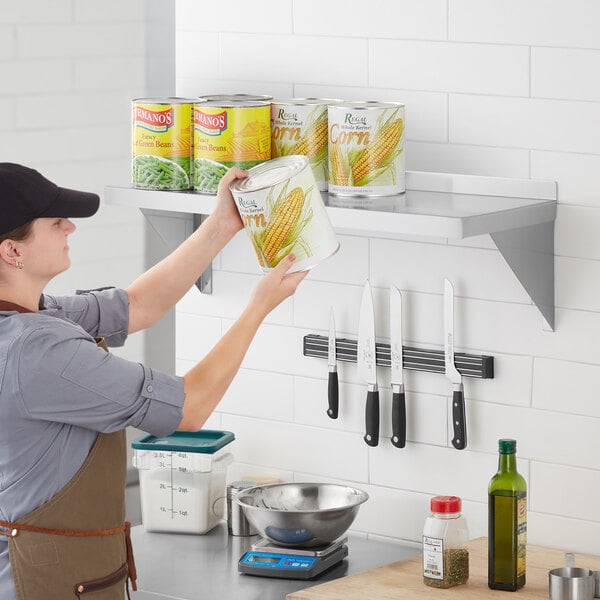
[
  {"xmin": 498, "ymin": 439, "xmax": 517, "ymax": 454},
  {"xmin": 430, "ymin": 495, "xmax": 461, "ymax": 513}
]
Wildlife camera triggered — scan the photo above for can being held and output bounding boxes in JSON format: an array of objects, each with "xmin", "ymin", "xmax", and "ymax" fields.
[
  {"xmin": 229, "ymin": 156, "xmax": 339, "ymax": 273},
  {"xmin": 328, "ymin": 101, "xmax": 405, "ymax": 197},
  {"xmin": 270, "ymin": 98, "xmax": 341, "ymax": 191},
  {"xmin": 193, "ymin": 101, "xmax": 271, "ymax": 194},
  {"xmin": 131, "ymin": 98, "xmax": 194, "ymax": 190}
]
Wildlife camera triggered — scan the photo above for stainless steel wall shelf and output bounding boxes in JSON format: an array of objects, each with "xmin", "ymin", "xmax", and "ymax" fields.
[
  {"xmin": 105, "ymin": 170, "xmax": 557, "ymax": 328},
  {"xmin": 303, "ymin": 334, "xmax": 494, "ymax": 379}
]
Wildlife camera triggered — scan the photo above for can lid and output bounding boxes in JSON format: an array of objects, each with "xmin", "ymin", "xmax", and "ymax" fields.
[
  {"xmin": 132, "ymin": 97, "xmax": 195, "ymax": 105},
  {"xmin": 430, "ymin": 495, "xmax": 462, "ymax": 513},
  {"xmin": 199, "ymin": 93, "xmax": 273, "ymax": 102},
  {"xmin": 131, "ymin": 430, "xmax": 235, "ymax": 453},
  {"xmin": 498, "ymin": 438, "xmax": 517, "ymax": 454},
  {"xmin": 332, "ymin": 100, "xmax": 405, "ymax": 110},
  {"xmin": 229, "ymin": 156, "xmax": 309, "ymax": 193},
  {"xmin": 271, "ymin": 98, "xmax": 343, "ymax": 106},
  {"xmin": 198, "ymin": 100, "xmax": 270, "ymax": 108}
]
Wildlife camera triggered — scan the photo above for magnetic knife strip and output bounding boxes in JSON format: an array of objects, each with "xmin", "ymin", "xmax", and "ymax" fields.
[{"xmin": 303, "ymin": 334, "xmax": 494, "ymax": 379}]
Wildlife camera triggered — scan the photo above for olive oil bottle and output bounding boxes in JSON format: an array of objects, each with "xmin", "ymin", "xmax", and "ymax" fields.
[{"xmin": 488, "ymin": 439, "xmax": 527, "ymax": 591}]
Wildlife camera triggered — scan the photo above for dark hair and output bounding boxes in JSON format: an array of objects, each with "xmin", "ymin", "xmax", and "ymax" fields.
[{"xmin": 0, "ymin": 221, "xmax": 34, "ymax": 244}]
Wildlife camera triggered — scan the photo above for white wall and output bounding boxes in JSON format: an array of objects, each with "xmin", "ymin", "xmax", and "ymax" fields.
[
  {"xmin": 0, "ymin": 0, "xmax": 175, "ymax": 364},
  {"xmin": 174, "ymin": 0, "xmax": 600, "ymax": 554}
]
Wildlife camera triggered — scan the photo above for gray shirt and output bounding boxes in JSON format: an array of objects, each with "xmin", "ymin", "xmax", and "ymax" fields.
[{"xmin": 0, "ymin": 288, "xmax": 185, "ymax": 599}]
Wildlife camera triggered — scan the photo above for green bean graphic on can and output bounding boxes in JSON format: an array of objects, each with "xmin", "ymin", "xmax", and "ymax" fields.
[{"xmin": 229, "ymin": 156, "xmax": 339, "ymax": 273}]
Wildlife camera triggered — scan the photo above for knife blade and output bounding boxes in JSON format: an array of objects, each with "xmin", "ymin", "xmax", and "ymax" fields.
[
  {"xmin": 389, "ymin": 286, "xmax": 406, "ymax": 448},
  {"xmin": 444, "ymin": 278, "xmax": 467, "ymax": 450},
  {"xmin": 327, "ymin": 307, "xmax": 339, "ymax": 419},
  {"xmin": 357, "ymin": 280, "xmax": 379, "ymax": 447}
]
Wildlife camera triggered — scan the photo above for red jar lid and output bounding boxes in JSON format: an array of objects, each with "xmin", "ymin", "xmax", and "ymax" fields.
[{"xmin": 431, "ymin": 495, "xmax": 461, "ymax": 513}]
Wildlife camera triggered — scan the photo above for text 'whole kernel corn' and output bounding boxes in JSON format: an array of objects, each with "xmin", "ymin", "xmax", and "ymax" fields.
[
  {"xmin": 270, "ymin": 98, "xmax": 342, "ymax": 191},
  {"xmin": 328, "ymin": 101, "xmax": 405, "ymax": 197},
  {"xmin": 229, "ymin": 156, "xmax": 339, "ymax": 273}
]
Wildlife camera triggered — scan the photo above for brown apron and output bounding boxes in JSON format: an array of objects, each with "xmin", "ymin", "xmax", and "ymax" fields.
[{"xmin": 0, "ymin": 300, "xmax": 137, "ymax": 599}]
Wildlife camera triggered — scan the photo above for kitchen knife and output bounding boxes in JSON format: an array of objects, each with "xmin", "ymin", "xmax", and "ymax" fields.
[
  {"xmin": 444, "ymin": 278, "xmax": 467, "ymax": 450},
  {"xmin": 389, "ymin": 286, "xmax": 406, "ymax": 448},
  {"xmin": 357, "ymin": 280, "xmax": 379, "ymax": 447},
  {"xmin": 327, "ymin": 307, "xmax": 339, "ymax": 419}
]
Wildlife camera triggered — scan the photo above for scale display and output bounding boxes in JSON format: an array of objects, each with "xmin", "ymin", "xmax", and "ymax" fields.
[{"xmin": 238, "ymin": 538, "xmax": 348, "ymax": 580}]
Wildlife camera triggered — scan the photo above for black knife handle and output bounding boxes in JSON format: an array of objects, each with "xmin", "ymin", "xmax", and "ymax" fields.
[
  {"xmin": 364, "ymin": 389, "xmax": 380, "ymax": 447},
  {"xmin": 391, "ymin": 390, "xmax": 406, "ymax": 448},
  {"xmin": 327, "ymin": 370, "xmax": 339, "ymax": 419},
  {"xmin": 451, "ymin": 389, "xmax": 467, "ymax": 450}
]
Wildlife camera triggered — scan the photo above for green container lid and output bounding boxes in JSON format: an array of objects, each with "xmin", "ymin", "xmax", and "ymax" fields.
[
  {"xmin": 131, "ymin": 430, "xmax": 235, "ymax": 454},
  {"xmin": 498, "ymin": 438, "xmax": 517, "ymax": 454}
]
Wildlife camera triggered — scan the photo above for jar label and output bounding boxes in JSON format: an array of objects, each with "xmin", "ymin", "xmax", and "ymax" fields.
[{"xmin": 423, "ymin": 535, "xmax": 444, "ymax": 580}]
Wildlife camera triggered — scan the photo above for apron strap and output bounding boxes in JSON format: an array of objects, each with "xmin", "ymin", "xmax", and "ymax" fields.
[{"xmin": 0, "ymin": 519, "xmax": 138, "ymax": 592}]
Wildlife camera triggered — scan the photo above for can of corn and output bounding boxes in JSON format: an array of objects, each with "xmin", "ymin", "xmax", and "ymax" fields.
[
  {"xmin": 328, "ymin": 101, "xmax": 405, "ymax": 197},
  {"xmin": 229, "ymin": 156, "xmax": 339, "ymax": 273},
  {"xmin": 270, "ymin": 98, "xmax": 342, "ymax": 192},
  {"xmin": 131, "ymin": 98, "xmax": 195, "ymax": 190},
  {"xmin": 193, "ymin": 101, "xmax": 271, "ymax": 194},
  {"xmin": 199, "ymin": 94, "xmax": 273, "ymax": 102}
]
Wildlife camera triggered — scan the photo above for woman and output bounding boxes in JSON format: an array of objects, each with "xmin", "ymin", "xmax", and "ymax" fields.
[{"xmin": 0, "ymin": 162, "xmax": 306, "ymax": 599}]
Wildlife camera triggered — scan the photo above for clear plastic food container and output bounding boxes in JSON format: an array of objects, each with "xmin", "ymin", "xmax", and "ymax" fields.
[{"xmin": 132, "ymin": 430, "xmax": 234, "ymax": 534}]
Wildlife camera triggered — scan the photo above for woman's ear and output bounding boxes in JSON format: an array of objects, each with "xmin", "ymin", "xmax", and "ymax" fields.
[{"xmin": 0, "ymin": 239, "xmax": 22, "ymax": 267}]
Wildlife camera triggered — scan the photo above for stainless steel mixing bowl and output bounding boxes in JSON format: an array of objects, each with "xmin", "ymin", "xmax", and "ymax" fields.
[{"xmin": 235, "ymin": 482, "xmax": 369, "ymax": 548}]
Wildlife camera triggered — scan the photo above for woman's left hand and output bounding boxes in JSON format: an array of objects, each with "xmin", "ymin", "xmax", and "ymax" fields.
[{"xmin": 210, "ymin": 167, "xmax": 247, "ymax": 237}]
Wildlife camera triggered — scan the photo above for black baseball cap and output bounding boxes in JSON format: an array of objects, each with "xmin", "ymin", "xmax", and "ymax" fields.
[{"xmin": 0, "ymin": 163, "xmax": 100, "ymax": 236}]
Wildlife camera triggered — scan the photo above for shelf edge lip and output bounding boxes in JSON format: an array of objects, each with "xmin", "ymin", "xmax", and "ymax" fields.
[
  {"xmin": 104, "ymin": 171, "xmax": 558, "ymax": 241},
  {"xmin": 406, "ymin": 170, "xmax": 557, "ymax": 201}
]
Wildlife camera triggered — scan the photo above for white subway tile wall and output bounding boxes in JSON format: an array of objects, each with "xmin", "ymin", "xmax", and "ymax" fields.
[
  {"xmin": 0, "ymin": 0, "xmax": 174, "ymax": 366},
  {"xmin": 174, "ymin": 0, "xmax": 600, "ymax": 553}
]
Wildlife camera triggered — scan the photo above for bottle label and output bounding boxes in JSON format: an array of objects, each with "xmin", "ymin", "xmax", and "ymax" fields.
[
  {"xmin": 423, "ymin": 535, "xmax": 444, "ymax": 580},
  {"xmin": 517, "ymin": 494, "xmax": 527, "ymax": 577}
]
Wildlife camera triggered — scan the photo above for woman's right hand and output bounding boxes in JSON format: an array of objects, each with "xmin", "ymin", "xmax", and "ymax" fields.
[{"xmin": 248, "ymin": 254, "xmax": 308, "ymax": 319}]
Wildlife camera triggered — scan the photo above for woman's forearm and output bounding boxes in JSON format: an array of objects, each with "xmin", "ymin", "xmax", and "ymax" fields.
[
  {"xmin": 125, "ymin": 213, "xmax": 236, "ymax": 333},
  {"xmin": 176, "ymin": 253, "xmax": 307, "ymax": 431},
  {"xmin": 125, "ymin": 167, "xmax": 247, "ymax": 334},
  {"xmin": 178, "ymin": 305, "xmax": 264, "ymax": 431}
]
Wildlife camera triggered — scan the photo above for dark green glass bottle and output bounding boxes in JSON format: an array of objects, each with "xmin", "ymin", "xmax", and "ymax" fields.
[{"xmin": 488, "ymin": 439, "xmax": 527, "ymax": 591}]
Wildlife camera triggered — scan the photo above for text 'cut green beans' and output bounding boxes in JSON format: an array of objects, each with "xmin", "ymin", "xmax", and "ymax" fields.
[
  {"xmin": 193, "ymin": 159, "xmax": 229, "ymax": 194},
  {"xmin": 132, "ymin": 155, "xmax": 190, "ymax": 190}
]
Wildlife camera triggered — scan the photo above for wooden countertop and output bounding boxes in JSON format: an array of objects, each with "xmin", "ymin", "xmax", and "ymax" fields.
[{"xmin": 287, "ymin": 537, "xmax": 600, "ymax": 600}]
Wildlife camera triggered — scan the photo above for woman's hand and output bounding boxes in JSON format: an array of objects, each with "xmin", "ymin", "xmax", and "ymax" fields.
[
  {"xmin": 247, "ymin": 254, "xmax": 308, "ymax": 320},
  {"xmin": 209, "ymin": 167, "xmax": 247, "ymax": 238}
]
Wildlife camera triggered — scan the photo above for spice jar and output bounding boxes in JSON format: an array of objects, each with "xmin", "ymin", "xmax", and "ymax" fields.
[{"xmin": 422, "ymin": 495, "xmax": 469, "ymax": 588}]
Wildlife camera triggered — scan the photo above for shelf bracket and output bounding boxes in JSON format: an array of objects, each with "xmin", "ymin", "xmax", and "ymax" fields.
[
  {"xmin": 142, "ymin": 208, "xmax": 212, "ymax": 295},
  {"xmin": 491, "ymin": 220, "xmax": 554, "ymax": 331}
]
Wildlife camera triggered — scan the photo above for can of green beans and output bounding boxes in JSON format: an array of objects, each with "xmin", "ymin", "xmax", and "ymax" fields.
[
  {"xmin": 132, "ymin": 98, "xmax": 195, "ymax": 190},
  {"xmin": 193, "ymin": 100, "xmax": 271, "ymax": 194}
]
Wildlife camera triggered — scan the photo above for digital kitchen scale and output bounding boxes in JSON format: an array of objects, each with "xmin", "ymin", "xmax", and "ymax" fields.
[{"xmin": 238, "ymin": 537, "xmax": 348, "ymax": 580}]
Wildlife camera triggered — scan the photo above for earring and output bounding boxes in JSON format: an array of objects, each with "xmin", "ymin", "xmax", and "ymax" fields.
[{"xmin": 15, "ymin": 261, "xmax": 24, "ymax": 270}]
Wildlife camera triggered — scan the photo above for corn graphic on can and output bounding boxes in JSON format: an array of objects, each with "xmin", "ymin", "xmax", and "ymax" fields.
[
  {"xmin": 193, "ymin": 100, "xmax": 271, "ymax": 194},
  {"xmin": 229, "ymin": 156, "xmax": 339, "ymax": 273},
  {"xmin": 270, "ymin": 98, "xmax": 341, "ymax": 192},
  {"xmin": 328, "ymin": 101, "xmax": 405, "ymax": 197},
  {"xmin": 131, "ymin": 98, "xmax": 194, "ymax": 190}
]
